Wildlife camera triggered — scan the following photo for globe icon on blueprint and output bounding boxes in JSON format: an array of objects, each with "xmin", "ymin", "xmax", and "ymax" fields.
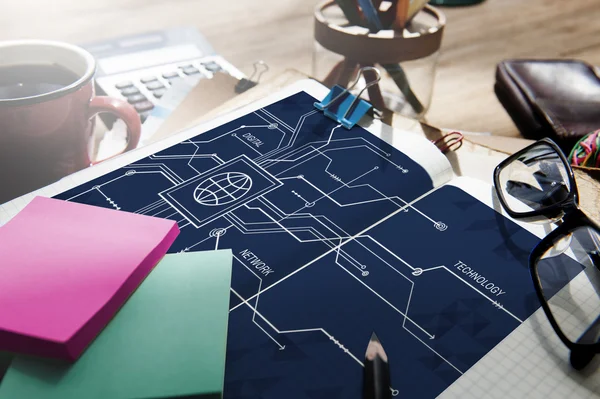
[{"xmin": 193, "ymin": 172, "xmax": 253, "ymax": 206}]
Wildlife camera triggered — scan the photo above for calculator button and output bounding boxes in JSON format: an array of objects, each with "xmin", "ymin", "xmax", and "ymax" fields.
[
  {"xmin": 120, "ymin": 86, "xmax": 140, "ymax": 96},
  {"xmin": 145, "ymin": 81, "xmax": 165, "ymax": 91},
  {"xmin": 179, "ymin": 64, "xmax": 194, "ymax": 69},
  {"xmin": 134, "ymin": 101, "xmax": 154, "ymax": 112},
  {"xmin": 153, "ymin": 88, "xmax": 166, "ymax": 99},
  {"xmin": 126, "ymin": 94, "xmax": 147, "ymax": 104},
  {"xmin": 182, "ymin": 66, "xmax": 200, "ymax": 75},
  {"xmin": 140, "ymin": 111, "xmax": 151, "ymax": 123},
  {"xmin": 115, "ymin": 81, "xmax": 133, "ymax": 89},
  {"xmin": 140, "ymin": 76, "xmax": 158, "ymax": 83},
  {"xmin": 202, "ymin": 62, "xmax": 221, "ymax": 72},
  {"xmin": 162, "ymin": 71, "xmax": 180, "ymax": 79}
]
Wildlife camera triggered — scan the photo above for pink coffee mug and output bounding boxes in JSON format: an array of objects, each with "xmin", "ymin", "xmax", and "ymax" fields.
[{"xmin": 0, "ymin": 40, "xmax": 141, "ymax": 204}]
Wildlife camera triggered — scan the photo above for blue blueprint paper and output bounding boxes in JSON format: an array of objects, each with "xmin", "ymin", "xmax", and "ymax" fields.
[{"xmin": 54, "ymin": 92, "xmax": 582, "ymax": 398}]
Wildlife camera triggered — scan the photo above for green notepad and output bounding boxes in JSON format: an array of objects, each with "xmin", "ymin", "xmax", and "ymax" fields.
[{"xmin": 0, "ymin": 250, "xmax": 233, "ymax": 399}]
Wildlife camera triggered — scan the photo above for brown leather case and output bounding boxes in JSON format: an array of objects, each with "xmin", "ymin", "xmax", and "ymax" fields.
[{"xmin": 494, "ymin": 59, "xmax": 600, "ymax": 153}]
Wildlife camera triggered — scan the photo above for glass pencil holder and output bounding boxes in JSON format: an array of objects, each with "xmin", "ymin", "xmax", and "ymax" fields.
[{"xmin": 312, "ymin": 1, "xmax": 446, "ymax": 120}]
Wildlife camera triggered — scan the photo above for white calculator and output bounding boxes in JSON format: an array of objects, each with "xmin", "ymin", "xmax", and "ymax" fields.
[{"xmin": 82, "ymin": 26, "xmax": 245, "ymax": 123}]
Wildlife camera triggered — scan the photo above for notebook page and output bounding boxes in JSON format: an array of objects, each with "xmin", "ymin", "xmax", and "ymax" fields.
[
  {"xmin": 437, "ymin": 176, "xmax": 600, "ymax": 398},
  {"xmin": 0, "ymin": 79, "xmax": 460, "ymax": 398}
]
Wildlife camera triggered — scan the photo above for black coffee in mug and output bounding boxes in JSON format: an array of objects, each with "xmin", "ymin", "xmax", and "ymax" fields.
[{"xmin": 0, "ymin": 64, "xmax": 78, "ymax": 100}]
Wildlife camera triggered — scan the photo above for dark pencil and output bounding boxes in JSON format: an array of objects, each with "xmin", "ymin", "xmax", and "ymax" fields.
[{"xmin": 363, "ymin": 332, "xmax": 392, "ymax": 399}]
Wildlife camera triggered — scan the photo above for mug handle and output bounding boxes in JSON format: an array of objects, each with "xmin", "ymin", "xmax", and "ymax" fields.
[{"xmin": 87, "ymin": 96, "xmax": 141, "ymax": 165}]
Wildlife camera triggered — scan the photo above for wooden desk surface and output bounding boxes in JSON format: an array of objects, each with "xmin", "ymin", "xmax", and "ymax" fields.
[{"xmin": 2, "ymin": 0, "xmax": 600, "ymax": 137}]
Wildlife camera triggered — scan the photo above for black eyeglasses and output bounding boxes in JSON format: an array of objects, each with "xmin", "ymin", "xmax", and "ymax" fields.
[{"xmin": 493, "ymin": 137, "xmax": 600, "ymax": 370}]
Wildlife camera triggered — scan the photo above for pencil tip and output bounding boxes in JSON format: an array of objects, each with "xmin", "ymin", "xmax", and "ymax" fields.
[
  {"xmin": 366, "ymin": 332, "xmax": 388, "ymax": 362},
  {"xmin": 370, "ymin": 332, "xmax": 380, "ymax": 343}
]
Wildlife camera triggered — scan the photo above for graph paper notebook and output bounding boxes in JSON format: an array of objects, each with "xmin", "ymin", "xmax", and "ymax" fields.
[
  {"xmin": 0, "ymin": 79, "xmax": 598, "ymax": 398},
  {"xmin": 0, "ymin": 196, "xmax": 179, "ymax": 362},
  {"xmin": 0, "ymin": 250, "xmax": 233, "ymax": 399}
]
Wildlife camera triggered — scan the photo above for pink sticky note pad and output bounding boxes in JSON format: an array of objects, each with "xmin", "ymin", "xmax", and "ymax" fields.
[{"xmin": 0, "ymin": 196, "xmax": 179, "ymax": 362}]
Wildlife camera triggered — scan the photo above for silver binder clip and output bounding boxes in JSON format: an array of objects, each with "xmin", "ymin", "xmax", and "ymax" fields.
[{"xmin": 235, "ymin": 60, "xmax": 269, "ymax": 93}]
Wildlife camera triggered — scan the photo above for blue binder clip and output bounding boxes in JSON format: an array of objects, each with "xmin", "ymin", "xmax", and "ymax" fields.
[{"xmin": 314, "ymin": 66, "xmax": 381, "ymax": 129}]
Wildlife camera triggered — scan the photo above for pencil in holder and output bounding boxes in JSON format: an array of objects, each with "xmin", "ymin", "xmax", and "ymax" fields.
[{"xmin": 312, "ymin": 1, "xmax": 446, "ymax": 120}]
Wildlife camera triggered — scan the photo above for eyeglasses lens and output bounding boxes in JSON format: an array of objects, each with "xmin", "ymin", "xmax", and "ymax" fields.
[
  {"xmin": 535, "ymin": 226, "xmax": 600, "ymax": 345},
  {"xmin": 498, "ymin": 143, "xmax": 571, "ymax": 214}
]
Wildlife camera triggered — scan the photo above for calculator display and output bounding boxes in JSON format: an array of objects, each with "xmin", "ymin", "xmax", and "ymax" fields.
[{"xmin": 98, "ymin": 44, "xmax": 203, "ymax": 75}]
